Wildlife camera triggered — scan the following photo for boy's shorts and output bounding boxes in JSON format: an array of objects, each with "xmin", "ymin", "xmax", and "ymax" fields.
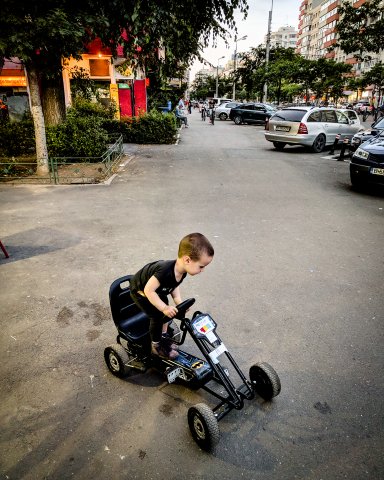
[{"xmin": 130, "ymin": 291, "xmax": 169, "ymax": 323}]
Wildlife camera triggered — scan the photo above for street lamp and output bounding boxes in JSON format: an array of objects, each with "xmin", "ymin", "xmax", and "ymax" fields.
[
  {"xmin": 232, "ymin": 35, "xmax": 247, "ymax": 100},
  {"xmin": 215, "ymin": 56, "xmax": 225, "ymax": 98}
]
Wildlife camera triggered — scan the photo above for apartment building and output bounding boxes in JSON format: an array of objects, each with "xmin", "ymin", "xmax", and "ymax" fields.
[
  {"xmin": 264, "ymin": 25, "xmax": 298, "ymax": 49},
  {"xmin": 297, "ymin": 0, "xmax": 384, "ymax": 74}
]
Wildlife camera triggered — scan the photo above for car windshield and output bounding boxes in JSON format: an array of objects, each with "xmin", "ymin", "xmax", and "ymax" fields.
[
  {"xmin": 271, "ymin": 109, "xmax": 307, "ymax": 122},
  {"xmin": 374, "ymin": 117, "xmax": 384, "ymax": 129}
]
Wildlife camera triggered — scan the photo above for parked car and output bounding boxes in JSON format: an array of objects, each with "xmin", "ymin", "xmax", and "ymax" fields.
[
  {"xmin": 229, "ymin": 103, "xmax": 276, "ymax": 125},
  {"xmin": 212, "ymin": 98, "xmax": 232, "ymax": 106},
  {"xmin": 264, "ymin": 107, "xmax": 364, "ymax": 153},
  {"xmin": 215, "ymin": 101, "xmax": 241, "ymax": 120},
  {"xmin": 354, "ymin": 101, "xmax": 372, "ymax": 114},
  {"xmin": 349, "ymin": 116, "xmax": 384, "ymax": 152},
  {"xmin": 350, "ymin": 131, "xmax": 384, "ymax": 188}
]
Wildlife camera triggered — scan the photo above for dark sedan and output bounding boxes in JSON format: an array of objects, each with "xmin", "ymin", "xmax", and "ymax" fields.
[
  {"xmin": 350, "ymin": 116, "xmax": 384, "ymax": 152},
  {"xmin": 229, "ymin": 103, "xmax": 276, "ymax": 125},
  {"xmin": 350, "ymin": 131, "xmax": 384, "ymax": 188}
]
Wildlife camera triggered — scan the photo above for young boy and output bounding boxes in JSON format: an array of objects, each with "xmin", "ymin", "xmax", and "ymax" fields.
[{"xmin": 130, "ymin": 233, "xmax": 214, "ymax": 359}]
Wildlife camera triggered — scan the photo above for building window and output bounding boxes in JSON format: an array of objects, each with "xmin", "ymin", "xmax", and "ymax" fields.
[{"xmin": 89, "ymin": 59, "xmax": 110, "ymax": 77}]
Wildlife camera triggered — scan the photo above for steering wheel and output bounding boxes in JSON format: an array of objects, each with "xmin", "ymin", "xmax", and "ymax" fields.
[{"xmin": 174, "ymin": 298, "xmax": 195, "ymax": 319}]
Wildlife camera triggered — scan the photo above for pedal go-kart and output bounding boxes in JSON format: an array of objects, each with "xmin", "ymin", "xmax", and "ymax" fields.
[{"xmin": 104, "ymin": 275, "xmax": 281, "ymax": 451}]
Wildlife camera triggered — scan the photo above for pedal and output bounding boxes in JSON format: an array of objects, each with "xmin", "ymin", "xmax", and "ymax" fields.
[{"xmin": 166, "ymin": 366, "xmax": 183, "ymax": 384}]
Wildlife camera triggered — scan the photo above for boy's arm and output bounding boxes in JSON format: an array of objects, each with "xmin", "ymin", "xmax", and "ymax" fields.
[
  {"xmin": 171, "ymin": 286, "xmax": 182, "ymax": 306},
  {"xmin": 143, "ymin": 276, "xmax": 178, "ymax": 318}
]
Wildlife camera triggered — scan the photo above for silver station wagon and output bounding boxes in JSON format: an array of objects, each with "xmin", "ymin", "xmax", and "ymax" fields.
[{"xmin": 264, "ymin": 107, "xmax": 363, "ymax": 153}]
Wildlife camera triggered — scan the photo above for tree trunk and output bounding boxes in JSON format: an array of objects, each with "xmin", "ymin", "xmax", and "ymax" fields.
[
  {"xmin": 41, "ymin": 74, "xmax": 66, "ymax": 126},
  {"xmin": 277, "ymin": 78, "xmax": 281, "ymax": 105},
  {"xmin": 26, "ymin": 65, "xmax": 49, "ymax": 176}
]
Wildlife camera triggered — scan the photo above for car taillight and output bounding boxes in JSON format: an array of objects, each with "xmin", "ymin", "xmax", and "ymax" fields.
[{"xmin": 298, "ymin": 122, "xmax": 308, "ymax": 134}]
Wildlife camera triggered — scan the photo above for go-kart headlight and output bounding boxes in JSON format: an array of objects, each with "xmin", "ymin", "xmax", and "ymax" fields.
[{"xmin": 354, "ymin": 147, "xmax": 370, "ymax": 160}]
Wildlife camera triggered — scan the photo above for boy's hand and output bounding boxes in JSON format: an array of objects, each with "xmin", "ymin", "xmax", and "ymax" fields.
[{"xmin": 162, "ymin": 305, "xmax": 178, "ymax": 318}]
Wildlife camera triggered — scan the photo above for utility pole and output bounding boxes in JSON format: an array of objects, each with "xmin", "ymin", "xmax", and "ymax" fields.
[{"xmin": 263, "ymin": 0, "xmax": 273, "ymax": 103}]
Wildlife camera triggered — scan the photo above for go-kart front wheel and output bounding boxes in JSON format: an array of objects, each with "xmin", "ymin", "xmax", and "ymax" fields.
[
  {"xmin": 188, "ymin": 403, "xmax": 220, "ymax": 451},
  {"xmin": 104, "ymin": 343, "xmax": 131, "ymax": 378},
  {"xmin": 249, "ymin": 362, "xmax": 281, "ymax": 400}
]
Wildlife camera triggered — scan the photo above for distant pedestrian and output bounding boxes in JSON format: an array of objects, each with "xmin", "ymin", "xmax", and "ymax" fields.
[
  {"xmin": 362, "ymin": 105, "xmax": 368, "ymax": 122},
  {"xmin": 175, "ymin": 105, "xmax": 189, "ymax": 127}
]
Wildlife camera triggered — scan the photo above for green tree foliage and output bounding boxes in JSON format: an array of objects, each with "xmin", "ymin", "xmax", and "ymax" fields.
[
  {"xmin": 361, "ymin": 61, "xmax": 384, "ymax": 92},
  {"xmin": 266, "ymin": 48, "xmax": 299, "ymax": 104},
  {"xmin": 309, "ymin": 58, "xmax": 352, "ymax": 103},
  {"xmin": 190, "ymin": 74, "xmax": 217, "ymax": 99},
  {"xmin": 236, "ymin": 46, "xmax": 266, "ymax": 100},
  {"xmin": 334, "ymin": 0, "xmax": 384, "ymax": 60},
  {"xmin": 230, "ymin": 44, "xmax": 353, "ymax": 104}
]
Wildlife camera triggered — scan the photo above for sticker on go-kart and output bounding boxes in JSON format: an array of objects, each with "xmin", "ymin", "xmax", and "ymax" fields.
[
  {"xmin": 208, "ymin": 343, "xmax": 228, "ymax": 364},
  {"xmin": 193, "ymin": 315, "xmax": 215, "ymax": 334},
  {"xmin": 193, "ymin": 315, "xmax": 218, "ymax": 343}
]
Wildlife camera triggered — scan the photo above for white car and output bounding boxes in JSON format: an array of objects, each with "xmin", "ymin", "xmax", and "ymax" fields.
[
  {"xmin": 215, "ymin": 101, "xmax": 242, "ymax": 121},
  {"xmin": 264, "ymin": 107, "xmax": 364, "ymax": 152}
]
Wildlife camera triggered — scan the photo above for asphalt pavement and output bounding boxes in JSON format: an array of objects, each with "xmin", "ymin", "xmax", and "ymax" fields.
[{"xmin": 0, "ymin": 110, "xmax": 383, "ymax": 480}]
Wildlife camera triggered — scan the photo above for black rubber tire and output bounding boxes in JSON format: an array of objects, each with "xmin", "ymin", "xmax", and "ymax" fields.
[
  {"xmin": 234, "ymin": 115, "xmax": 242, "ymax": 125},
  {"xmin": 104, "ymin": 343, "xmax": 131, "ymax": 378},
  {"xmin": 249, "ymin": 362, "xmax": 281, "ymax": 400},
  {"xmin": 273, "ymin": 141, "xmax": 286, "ymax": 150},
  {"xmin": 219, "ymin": 112, "xmax": 227, "ymax": 120},
  {"xmin": 312, "ymin": 134, "xmax": 326, "ymax": 153},
  {"xmin": 188, "ymin": 403, "xmax": 220, "ymax": 451}
]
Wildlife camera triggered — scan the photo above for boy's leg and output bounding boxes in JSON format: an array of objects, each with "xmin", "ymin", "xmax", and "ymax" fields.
[{"xmin": 130, "ymin": 292, "xmax": 178, "ymax": 358}]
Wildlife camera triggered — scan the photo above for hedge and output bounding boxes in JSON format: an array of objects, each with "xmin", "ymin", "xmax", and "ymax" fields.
[
  {"xmin": 101, "ymin": 110, "xmax": 178, "ymax": 144},
  {"xmin": 0, "ymin": 103, "xmax": 178, "ymax": 159}
]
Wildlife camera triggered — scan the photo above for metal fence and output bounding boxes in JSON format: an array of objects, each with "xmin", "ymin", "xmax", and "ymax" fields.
[{"xmin": 0, "ymin": 134, "xmax": 124, "ymax": 185}]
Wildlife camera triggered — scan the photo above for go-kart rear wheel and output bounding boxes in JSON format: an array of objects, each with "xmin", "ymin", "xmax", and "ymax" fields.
[
  {"xmin": 188, "ymin": 403, "xmax": 220, "ymax": 451},
  {"xmin": 249, "ymin": 362, "xmax": 281, "ymax": 400},
  {"xmin": 104, "ymin": 343, "xmax": 131, "ymax": 378}
]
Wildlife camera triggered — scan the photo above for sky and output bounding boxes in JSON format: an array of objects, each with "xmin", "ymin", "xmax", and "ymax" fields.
[{"xmin": 190, "ymin": 0, "xmax": 301, "ymax": 81}]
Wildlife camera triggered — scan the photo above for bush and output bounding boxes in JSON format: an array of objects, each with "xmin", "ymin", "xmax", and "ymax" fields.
[
  {"xmin": 0, "ymin": 120, "xmax": 36, "ymax": 157},
  {"xmin": 46, "ymin": 116, "xmax": 109, "ymax": 157},
  {"xmin": 68, "ymin": 98, "xmax": 116, "ymax": 120},
  {"xmin": 101, "ymin": 109, "xmax": 177, "ymax": 144}
]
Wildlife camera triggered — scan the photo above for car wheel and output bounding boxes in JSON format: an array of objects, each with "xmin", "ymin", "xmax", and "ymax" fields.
[
  {"xmin": 312, "ymin": 134, "xmax": 326, "ymax": 153},
  {"xmin": 219, "ymin": 112, "xmax": 227, "ymax": 120},
  {"xmin": 273, "ymin": 141, "xmax": 286, "ymax": 150},
  {"xmin": 234, "ymin": 115, "xmax": 242, "ymax": 125}
]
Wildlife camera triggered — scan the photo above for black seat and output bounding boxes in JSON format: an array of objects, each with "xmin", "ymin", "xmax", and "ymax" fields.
[{"xmin": 109, "ymin": 275, "xmax": 150, "ymax": 341}]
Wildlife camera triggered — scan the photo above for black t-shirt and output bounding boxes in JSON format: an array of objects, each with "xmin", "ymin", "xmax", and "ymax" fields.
[{"xmin": 130, "ymin": 260, "xmax": 186, "ymax": 299}]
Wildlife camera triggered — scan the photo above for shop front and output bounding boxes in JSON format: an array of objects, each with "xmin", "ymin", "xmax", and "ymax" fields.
[{"xmin": 0, "ymin": 58, "xmax": 29, "ymax": 121}]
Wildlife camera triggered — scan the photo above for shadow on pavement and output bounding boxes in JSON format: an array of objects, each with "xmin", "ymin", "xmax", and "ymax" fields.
[{"xmin": 0, "ymin": 227, "xmax": 81, "ymax": 264}]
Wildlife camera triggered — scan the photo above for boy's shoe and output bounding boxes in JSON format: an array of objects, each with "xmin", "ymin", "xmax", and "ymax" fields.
[
  {"xmin": 151, "ymin": 342, "xmax": 178, "ymax": 360},
  {"xmin": 162, "ymin": 332, "xmax": 179, "ymax": 350}
]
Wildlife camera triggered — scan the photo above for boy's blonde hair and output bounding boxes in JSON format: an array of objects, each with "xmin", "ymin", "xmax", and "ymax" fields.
[{"xmin": 178, "ymin": 233, "xmax": 214, "ymax": 261}]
